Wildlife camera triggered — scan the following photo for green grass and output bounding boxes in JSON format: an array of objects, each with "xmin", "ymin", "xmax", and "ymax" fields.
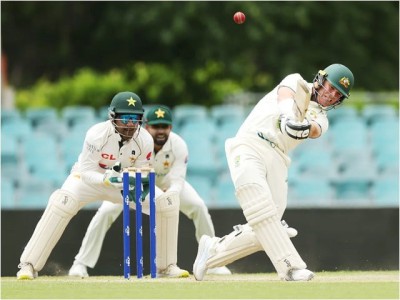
[{"xmin": 1, "ymin": 271, "xmax": 398, "ymax": 299}]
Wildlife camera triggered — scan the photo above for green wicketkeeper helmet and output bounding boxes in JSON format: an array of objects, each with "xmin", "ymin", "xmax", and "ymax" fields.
[{"xmin": 108, "ymin": 91, "xmax": 144, "ymax": 118}]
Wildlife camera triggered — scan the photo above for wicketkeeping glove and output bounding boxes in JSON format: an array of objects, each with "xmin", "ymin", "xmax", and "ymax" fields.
[
  {"xmin": 103, "ymin": 162, "xmax": 123, "ymax": 189},
  {"xmin": 125, "ymin": 175, "xmax": 150, "ymax": 203}
]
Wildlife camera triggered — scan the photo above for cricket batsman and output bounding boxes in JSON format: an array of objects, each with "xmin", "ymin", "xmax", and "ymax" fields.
[
  {"xmin": 193, "ymin": 64, "xmax": 354, "ymax": 281},
  {"xmin": 17, "ymin": 91, "xmax": 188, "ymax": 279},
  {"xmin": 68, "ymin": 105, "xmax": 231, "ymax": 277}
]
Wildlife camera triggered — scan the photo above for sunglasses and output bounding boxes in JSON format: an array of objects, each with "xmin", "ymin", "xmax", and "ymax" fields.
[{"xmin": 117, "ymin": 114, "xmax": 142, "ymax": 124}]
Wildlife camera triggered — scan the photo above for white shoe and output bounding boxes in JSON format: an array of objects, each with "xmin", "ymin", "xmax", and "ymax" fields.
[
  {"xmin": 281, "ymin": 220, "xmax": 298, "ymax": 238},
  {"xmin": 68, "ymin": 262, "xmax": 89, "ymax": 278},
  {"xmin": 285, "ymin": 269, "xmax": 315, "ymax": 281},
  {"xmin": 193, "ymin": 235, "xmax": 218, "ymax": 281},
  {"xmin": 206, "ymin": 266, "xmax": 232, "ymax": 275},
  {"xmin": 17, "ymin": 263, "xmax": 38, "ymax": 280},
  {"xmin": 157, "ymin": 264, "xmax": 189, "ymax": 278}
]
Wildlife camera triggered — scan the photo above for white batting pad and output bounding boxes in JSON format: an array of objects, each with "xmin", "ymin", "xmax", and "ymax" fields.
[
  {"xmin": 206, "ymin": 224, "xmax": 262, "ymax": 269},
  {"xmin": 237, "ymin": 183, "xmax": 306, "ymax": 279},
  {"xmin": 20, "ymin": 189, "xmax": 80, "ymax": 271},
  {"xmin": 155, "ymin": 191, "xmax": 180, "ymax": 270}
]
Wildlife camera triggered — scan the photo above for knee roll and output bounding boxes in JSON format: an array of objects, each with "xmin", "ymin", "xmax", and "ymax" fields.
[{"xmin": 236, "ymin": 183, "xmax": 278, "ymax": 227}]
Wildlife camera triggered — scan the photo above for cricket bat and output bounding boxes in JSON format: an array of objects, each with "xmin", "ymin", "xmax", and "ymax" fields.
[{"xmin": 292, "ymin": 78, "xmax": 311, "ymax": 122}]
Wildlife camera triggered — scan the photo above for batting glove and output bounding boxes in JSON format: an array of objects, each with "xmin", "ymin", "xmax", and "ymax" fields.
[{"xmin": 279, "ymin": 115, "xmax": 311, "ymax": 140}]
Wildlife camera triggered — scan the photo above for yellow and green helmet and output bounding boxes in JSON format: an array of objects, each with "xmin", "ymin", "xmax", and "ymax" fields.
[
  {"xmin": 145, "ymin": 105, "xmax": 173, "ymax": 125},
  {"xmin": 317, "ymin": 64, "xmax": 354, "ymax": 98}
]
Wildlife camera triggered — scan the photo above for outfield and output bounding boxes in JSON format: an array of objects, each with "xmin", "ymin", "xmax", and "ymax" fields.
[{"xmin": 1, "ymin": 271, "xmax": 398, "ymax": 299}]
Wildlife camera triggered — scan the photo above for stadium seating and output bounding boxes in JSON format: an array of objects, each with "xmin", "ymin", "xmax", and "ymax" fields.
[
  {"xmin": 210, "ymin": 104, "xmax": 246, "ymax": 126},
  {"xmin": 25, "ymin": 107, "xmax": 58, "ymax": 128},
  {"xmin": 1, "ymin": 108, "xmax": 22, "ymax": 125},
  {"xmin": 330, "ymin": 119, "xmax": 370, "ymax": 166},
  {"xmin": 173, "ymin": 105, "xmax": 208, "ymax": 129},
  {"xmin": 16, "ymin": 176, "xmax": 54, "ymax": 209},
  {"xmin": 1, "ymin": 119, "xmax": 33, "ymax": 142},
  {"xmin": 98, "ymin": 106, "xmax": 110, "ymax": 121},
  {"xmin": 2, "ymin": 104, "xmax": 399, "ymax": 209},
  {"xmin": 214, "ymin": 119, "xmax": 242, "ymax": 171},
  {"xmin": 289, "ymin": 177, "xmax": 335, "ymax": 207},
  {"xmin": 35, "ymin": 121, "xmax": 69, "ymax": 142},
  {"xmin": 22, "ymin": 133, "xmax": 60, "ymax": 174},
  {"xmin": 370, "ymin": 176, "xmax": 399, "ymax": 207},
  {"xmin": 214, "ymin": 175, "xmax": 239, "ymax": 208},
  {"xmin": 186, "ymin": 175, "xmax": 214, "ymax": 207},
  {"xmin": 327, "ymin": 106, "xmax": 360, "ymax": 126},
  {"xmin": 1, "ymin": 178, "xmax": 16, "ymax": 209},
  {"xmin": 62, "ymin": 106, "xmax": 97, "ymax": 127},
  {"xmin": 61, "ymin": 132, "xmax": 85, "ymax": 171},
  {"xmin": 361, "ymin": 104, "xmax": 398, "ymax": 125},
  {"xmin": 1, "ymin": 133, "xmax": 18, "ymax": 164}
]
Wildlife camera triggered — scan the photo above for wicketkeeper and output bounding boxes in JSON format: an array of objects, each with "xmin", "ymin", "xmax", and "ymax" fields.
[
  {"xmin": 17, "ymin": 92, "xmax": 188, "ymax": 279},
  {"xmin": 193, "ymin": 64, "xmax": 354, "ymax": 281},
  {"xmin": 68, "ymin": 105, "xmax": 231, "ymax": 277}
]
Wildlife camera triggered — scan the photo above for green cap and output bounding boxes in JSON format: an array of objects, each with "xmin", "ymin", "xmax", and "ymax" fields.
[{"xmin": 145, "ymin": 105, "xmax": 173, "ymax": 125}]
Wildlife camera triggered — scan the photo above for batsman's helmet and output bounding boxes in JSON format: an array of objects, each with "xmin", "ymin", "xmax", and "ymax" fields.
[
  {"xmin": 108, "ymin": 91, "xmax": 144, "ymax": 119},
  {"xmin": 314, "ymin": 64, "xmax": 354, "ymax": 99},
  {"xmin": 145, "ymin": 105, "xmax": 173, "ymax": 125}
]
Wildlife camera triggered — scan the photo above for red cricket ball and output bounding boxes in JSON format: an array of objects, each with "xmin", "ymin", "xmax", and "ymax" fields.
[{"xmin": 233, "ymin": 12, "xmax": 246, "ymax": 24}]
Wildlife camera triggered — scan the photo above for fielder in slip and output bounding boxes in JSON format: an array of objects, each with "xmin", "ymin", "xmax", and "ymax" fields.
[
  {"xmin": 193, "ymin": 64, "xmax": 354, "ymax": 281},
  {"xmin": 68, "ymin": 105, "xmax": 231, "ymax": 278},
  {"xmin": 17, "ymin": 92, "xmax": 189, "ymax": 280}
]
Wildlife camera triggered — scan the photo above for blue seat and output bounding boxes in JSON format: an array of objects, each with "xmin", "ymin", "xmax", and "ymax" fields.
[
  {"xmin": 17, "ymin": 176, "xmax": 54, "ymax": 209},
  {"xmin": 296, "ymin": 147, "xmax": 338, "ymax": 176},
  {"xmin": 290, "ymin": 177, "xmax": 334, "ymax": 207},
  {"xmin": 173, "ymin": 105, "xmax": 208, "ymax": 128},
  {"xmin": 371, "ymin": 176, "xmax": 399, "ymax": 207},
  {"xmin": 1, "ymin": 178, "xmax": 16, "ymax": 209},
  {"xmin": 98, "ymin": 106, "xmax": 110, "ymax": 121},
  {"xmin": 375, "ymin": 150, "xmax": 399, "ymax": 176},
  {"xmin": 210, "ymin": 104, "xmax": 245, "ymax": 126},
  {"xmin": 179, "ymin": 119, "xmax": 218, "ymax": 144},
  {"xmin": 1, "ymin": 119, "xmax": 33, "ymax": 142},
  {"xmin": 334, "ymin": 160, "xmax": 376, "ymax": 202},
  {"xmin": 1, "ymin": 159, "xmax": 29, "ymax": 187},
  {"xmin": 25, "ymin": 107, "xmax": 58, "ymax": 128},
  {"xmin": 327, "ymin": 106, "xmax": 360, "ymax": 126},
  {"xmin": 30, "ymin": 160, "xmax": 68, "ymax": 189},
  {"xmin": 1, "ymin": 133, "xmax": 18, "ymax": 164},
  {"xmin": 35, "ymin": 120, "xmax": 69, "ymax": 142},
  {"xmin": 186, "ymin": 139, "xmax": 218, "ymax": 180},
  {"xmin": 69, "ymin": 120, "xmax": 97, "ymax": 134},
  {"xmin": 330, "ymin": 119, "xmax": 370, "ymax": 164},
  {"xmin": 62, "ymin": 106, "xmax": 97, "ymax": 127},
  {"xmin": 362, "ymin": 104, "xmax": 398, "ymax": 125},
  {"xmin": 214, "ymin": 176, "xmax": 239, "ymax": 208},
  {"xmin": 61, "ymin": 133, "xmax": 85, "ymax": 171},
  {"xmin": 215, "ymin": 118, "xmax": 242, "ymax": 168},
  {"xmin": 1, "ymin": 108, "xmax": 22, "ymax": 125},
  {"xmin": 22, "ymin": 133, "xmax": 60, "ymax": 173},
  {"xmin": 370, "ymin": 119, "xmax": 399, "ymax": 155},
  {"xmin": 186, "ymin": 175, "xmax": 214, "ymax": 206}
]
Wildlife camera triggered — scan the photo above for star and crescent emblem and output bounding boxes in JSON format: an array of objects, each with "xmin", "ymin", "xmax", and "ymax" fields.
[
  {"xmin": 127, "ymin": 97, "xmax": 136, "ymax": 106},
  {"xmin": 155, "ymin": 108, "xmax": 166, "ymax": 118}
]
